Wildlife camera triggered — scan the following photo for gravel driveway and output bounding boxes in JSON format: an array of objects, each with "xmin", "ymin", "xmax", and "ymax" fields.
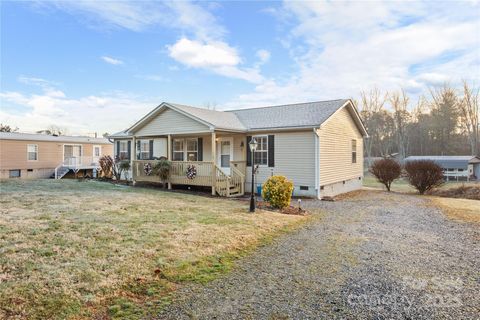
[{"xmin": 157, "ymin": 191, "xmax": 479, "ymax": 319}]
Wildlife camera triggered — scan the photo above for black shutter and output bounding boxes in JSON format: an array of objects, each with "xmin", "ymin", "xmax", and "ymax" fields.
[
  {"xmin": 136, "ymin": 140, "xmax": 141, "ymax": 160},
  {"xmin": 268, "ymin": 135, "xmax": 275, "ymax": 167},
  {"xmin": 246, "ymin": 136, "xmax": 252, "ymax": 166},
  {"xmin": 127, "ymin": 141, "xmax": 131, "ymax": 160},
  {"xmin": 116, "ymin": 141, "xmax": 120, "ymax": 158},
  {"xmin": 198, "ymin": 137, "xmax": 203, "ymax": 161},
  {"xmin": 149, "ymin": 140, "xmax": 154, "ymax": 159}
]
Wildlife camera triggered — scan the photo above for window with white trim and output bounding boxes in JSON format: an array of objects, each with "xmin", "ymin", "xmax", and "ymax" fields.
[
  {"xmin": 27, "ymin": 144, "xmax": 38, "ymax": 161},
  {"xmin": 253, "ymin": 136, "xmax": 268, "ymax": 165},
  {"xmin": 351, "ymin": 139, "xmax": 357, "ymax": 164},
  {"xmin": 173, "ymin": 139, "xmax": 184, "ymax": 161},
  {"xmin": 140, "ymin": 140, "xmax": 150, "ymax": 160},
  {"xmin": 119, "ymin": 141, "xmax": 129, "ymax": 159},
  {"xmin": 186, "ymin": 138, "xmax": 198, "ymax": 161}
]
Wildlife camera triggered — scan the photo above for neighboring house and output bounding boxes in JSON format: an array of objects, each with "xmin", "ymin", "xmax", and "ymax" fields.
[
  {"xmin": 405, "ymin": 155, "xmax": 480, "ymax": 181},
  {"xmin": 110, "ymin": 99, "xmax": 368, "ymax": 198},
  {"xmin": 0, "ymin": 132, "xmax": 113, "ymax": 179}
]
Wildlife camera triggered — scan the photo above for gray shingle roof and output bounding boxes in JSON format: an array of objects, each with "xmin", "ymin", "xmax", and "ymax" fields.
[
  {"xmin": 228, "ymin": 99, "xmax": 348, "ymax": 130},
  {"xmin": 0, "ymin": 132, "xmax": 111, "ymax": 144},
  {"xmin": 109, "ymin": 129, "xmax": 131, "ymax": 138},
  {"xmin": 124, "ymin": 99, "xmax": 366, "ymax": 136},
  {"xmin": 405, "ymin": 156, "xmax": 480, "ymax": 169},
  {"xmin": 170, "ymin": 103, "xmax": 246, "ymax": 131}
]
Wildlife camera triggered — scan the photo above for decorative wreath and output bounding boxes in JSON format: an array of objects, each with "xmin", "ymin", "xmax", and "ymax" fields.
[
  {"xmin": 186, "ymin": 165, "xmax": 197, "ymax": 179},
  {"xmin": 143, "ymin": 163, "xmax": 153, "ymax": 176}
]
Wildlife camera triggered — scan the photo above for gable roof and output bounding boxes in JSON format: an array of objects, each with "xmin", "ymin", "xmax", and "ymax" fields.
[
  {"xmin": 128, "ymin": 102, "xmax": 246, "ymax": 133},
  {"xmin": 0, "ymin": 132, "xmax": 111, "ymax": 144},
  {"xmin": 124, "ymin": 99, "xmax": 367, "ymax": 136}
]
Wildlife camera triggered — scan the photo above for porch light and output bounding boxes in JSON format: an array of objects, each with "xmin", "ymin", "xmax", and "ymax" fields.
[
  {"xmin": 249, "ymin": 138, "xmax": 258, "ymax": 213},
  {"xmin": 249, "ymin": 138, "xmax": 258, "ymax": 152}
]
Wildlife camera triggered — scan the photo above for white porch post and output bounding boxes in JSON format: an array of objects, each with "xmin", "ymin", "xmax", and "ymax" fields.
[
  {"xmin": 211, "ymin": 131, "xmax": 216, "ymax": 195},
  {"xmin": 131, "ymin": 136, "xmax": 136, "ymax": 185},
  {"xmin": 167, "ymin": 134, "xmax": 172, "ymax": 190}
]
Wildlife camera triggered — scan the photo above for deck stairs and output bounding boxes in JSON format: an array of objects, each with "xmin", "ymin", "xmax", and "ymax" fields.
[{"xmin": 52, "ymin": 165, "xmax": 70, "ymax": 179}]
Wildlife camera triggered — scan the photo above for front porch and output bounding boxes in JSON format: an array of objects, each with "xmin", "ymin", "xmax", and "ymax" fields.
[{"xmin": 131, "ymin": 132, "xmax": 247, "ymax": 197}]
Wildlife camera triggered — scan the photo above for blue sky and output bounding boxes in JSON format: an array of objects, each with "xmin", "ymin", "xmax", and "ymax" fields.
[{"xmin": 1, "ymin": 1, "xmax": 479, "ymax": 135}]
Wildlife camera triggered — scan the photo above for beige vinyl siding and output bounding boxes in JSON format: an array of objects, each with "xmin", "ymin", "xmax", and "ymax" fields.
[
  {"xmin": 245, "ymin": 130, "xmax": 316, "ymax": 190},
  {"xmin": 0, "ymin": 139, "xmax": 113, "ymax": 178},
  {"xmin": 318, "ymin": 106, "xmax": 364, "ymax": 186},
  {"xmin": 134, "ymin": 108, "xmax": 210, "ymax": 136}
]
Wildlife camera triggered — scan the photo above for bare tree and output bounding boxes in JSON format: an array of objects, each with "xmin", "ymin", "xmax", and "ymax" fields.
[
  {"xmin": 37, "ymin": 125, "xmax": 69, "ymax": 136},
  {"xmin": 459, "ymin": 80, "xmax": 479, "ymax": 155},
  {"xmin": 389, "ymin": 89, "xmax": 411, "ymax": 160},
  {"xmin": 0, "ymin": 124, "xmax": 18, "ymax": 132},
  {"xmin": 360, "ymin": 88, "xmax": 387, "ymax": 166}
]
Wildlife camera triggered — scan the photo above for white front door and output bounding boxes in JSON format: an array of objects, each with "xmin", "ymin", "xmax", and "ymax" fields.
[
  {"xmin": 217, "ymin": 138, "xmax": 233, "ymax": 175},
  {"xmin": 93, "ymin": 145, "xmax": 101, "ymax": 163}
]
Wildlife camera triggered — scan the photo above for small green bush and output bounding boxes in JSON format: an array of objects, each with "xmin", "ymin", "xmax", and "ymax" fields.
[{"xmin": 262, "ymin": 175, "xmax": 294, "ymax": 209}]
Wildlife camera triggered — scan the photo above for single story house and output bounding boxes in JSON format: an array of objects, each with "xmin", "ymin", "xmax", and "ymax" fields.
[
  {"xmin": 110, "ymin": 99, "xmax": 368, "ymax": 198},
  {"xmin": 0, "ymin": 132, "xmax": 113, "ymax": 179},
  {"xmin": 404, "ymin": 155, "xmax": 480, "ymax": 181}
]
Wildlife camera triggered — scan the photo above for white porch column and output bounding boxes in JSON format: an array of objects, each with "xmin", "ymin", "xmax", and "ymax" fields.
[
  {"xmin": 167, "ymin": 134, "xmax": 172, "ymax": 189},
  {"xmin": 211, "ymin": 131, "xmax": 216, "ymax": 195},
  {"xmin": 131, "ymin": 136, "xmax": 136, "ymax": 184}
]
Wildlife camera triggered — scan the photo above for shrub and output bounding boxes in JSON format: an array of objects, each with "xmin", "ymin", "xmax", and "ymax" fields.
[
  {"xmin": 404, "ymin": 160, "xmax": 444, "ymax": 194},
  {"xmin": 369, "ymin": 159, "xmax": 401, "ymax": 191},
  {"xmin": 117, "ymin": 160, "xmax": 131, "ymax": 180},
  {"xmin": 99, "ymin": 155, "xmax": 114, "ymax": 179},
  {"xmin": 262, "ymin": 175, "xmax": 294, "ymax": 209},
  {"xmin": 153, "ymin": 159, "xmax": 172, "ymax": 188}
]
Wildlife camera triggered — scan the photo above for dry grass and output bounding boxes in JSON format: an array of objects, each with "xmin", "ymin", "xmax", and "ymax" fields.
[
  {"xmin": 429, "ymin": 196, "xmax": 480, "ymax": 224},
  {"xmin": 0, "ymin": 179, "xmax": 307, "ymax": 319}
]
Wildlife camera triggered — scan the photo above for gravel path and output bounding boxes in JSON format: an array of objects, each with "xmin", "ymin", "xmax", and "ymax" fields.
[{"xmin": 157, "ymin": 191, "xmax": 479, "ymax": 319}]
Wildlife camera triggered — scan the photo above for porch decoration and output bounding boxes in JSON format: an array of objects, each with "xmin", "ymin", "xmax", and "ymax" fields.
[
  {"xmin": 186, "ymin": 164, "xmax": 197, "ymax": 179},
  {"xmin": 143, "ymin": 163, "xmax": 153, "ymax": 176}
]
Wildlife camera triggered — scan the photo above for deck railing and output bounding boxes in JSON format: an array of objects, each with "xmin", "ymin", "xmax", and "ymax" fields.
[
  {"xmin": 63, "ymin": 156, "xmax": 99, "ymax": 168},
  {"xmin": 132, "ymin": 160, "xmax": 245, "ymax": 197}
]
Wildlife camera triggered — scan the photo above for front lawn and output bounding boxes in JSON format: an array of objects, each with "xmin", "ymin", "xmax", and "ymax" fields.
[{"xmin": 0, "ymin": 179, "xmax": 307, "ymax": 319}]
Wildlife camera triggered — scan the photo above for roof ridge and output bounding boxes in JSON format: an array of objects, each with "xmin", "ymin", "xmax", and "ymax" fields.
[
  {"xmin": 168, "ymin": 102, "xmax": 228, "ymax": 114},
  {"xmin": 226, "ymin": 99, "xmax": 348, "ymax": 112}
]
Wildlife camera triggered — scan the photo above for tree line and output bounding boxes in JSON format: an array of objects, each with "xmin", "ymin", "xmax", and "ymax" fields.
[{"xmin": 359, "ymin": 81, "xmax": 479, "ymax": 162}]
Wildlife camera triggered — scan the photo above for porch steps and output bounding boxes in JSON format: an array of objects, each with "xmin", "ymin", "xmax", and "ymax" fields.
[{"xmin": 51, "ymin": 166, "xmax": 70, "ymax": 179}]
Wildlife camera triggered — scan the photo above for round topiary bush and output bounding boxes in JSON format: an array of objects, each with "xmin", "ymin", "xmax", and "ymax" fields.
[{"xmin": 262, "ymin": 175, "xmax": 294, "ymax": 209}]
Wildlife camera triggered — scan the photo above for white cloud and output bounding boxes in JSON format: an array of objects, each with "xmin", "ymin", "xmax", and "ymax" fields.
[
  {"xmin": 44, "ymin": 1, "xmax": 224, "ymax": 41},
  {"xmin": 101, "ymin": 56, "xmax": 124, "ymax": 65},
  {"xmin": 168, "ymin": 38, "xmax": 263, "ymax": 83},
  {"xmin": 225, "ymin": 1, "xmax": 480, "ymax": 108},
  {"xmin": 0, "ymin": 84, "xmax": 154, "ymax": 135},
  {"xmin": 44, "ymin": 1, "xmax": 265, "ymax": 83},
  {"xmin": 168, "ymin": 38, "xmax": 239, "ymax": 68}
]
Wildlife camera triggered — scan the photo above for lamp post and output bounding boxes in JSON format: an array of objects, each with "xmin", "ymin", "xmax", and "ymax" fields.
[{"xmin": 249, "ymin": 138, "xmax": 258, "ymax": 212}]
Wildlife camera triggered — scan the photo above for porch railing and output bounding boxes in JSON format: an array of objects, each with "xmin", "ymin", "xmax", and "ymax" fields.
[
  {"xmin": 170, "ymin": 161, "xmax": 215, "ymax": 186},
  {"xmin": 132, "ymin": 160, "xmax": 245, "ymax": 197},
  {"xmin": 230, "ymin": 160, "xmax": 246, "ymax": 174}
]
